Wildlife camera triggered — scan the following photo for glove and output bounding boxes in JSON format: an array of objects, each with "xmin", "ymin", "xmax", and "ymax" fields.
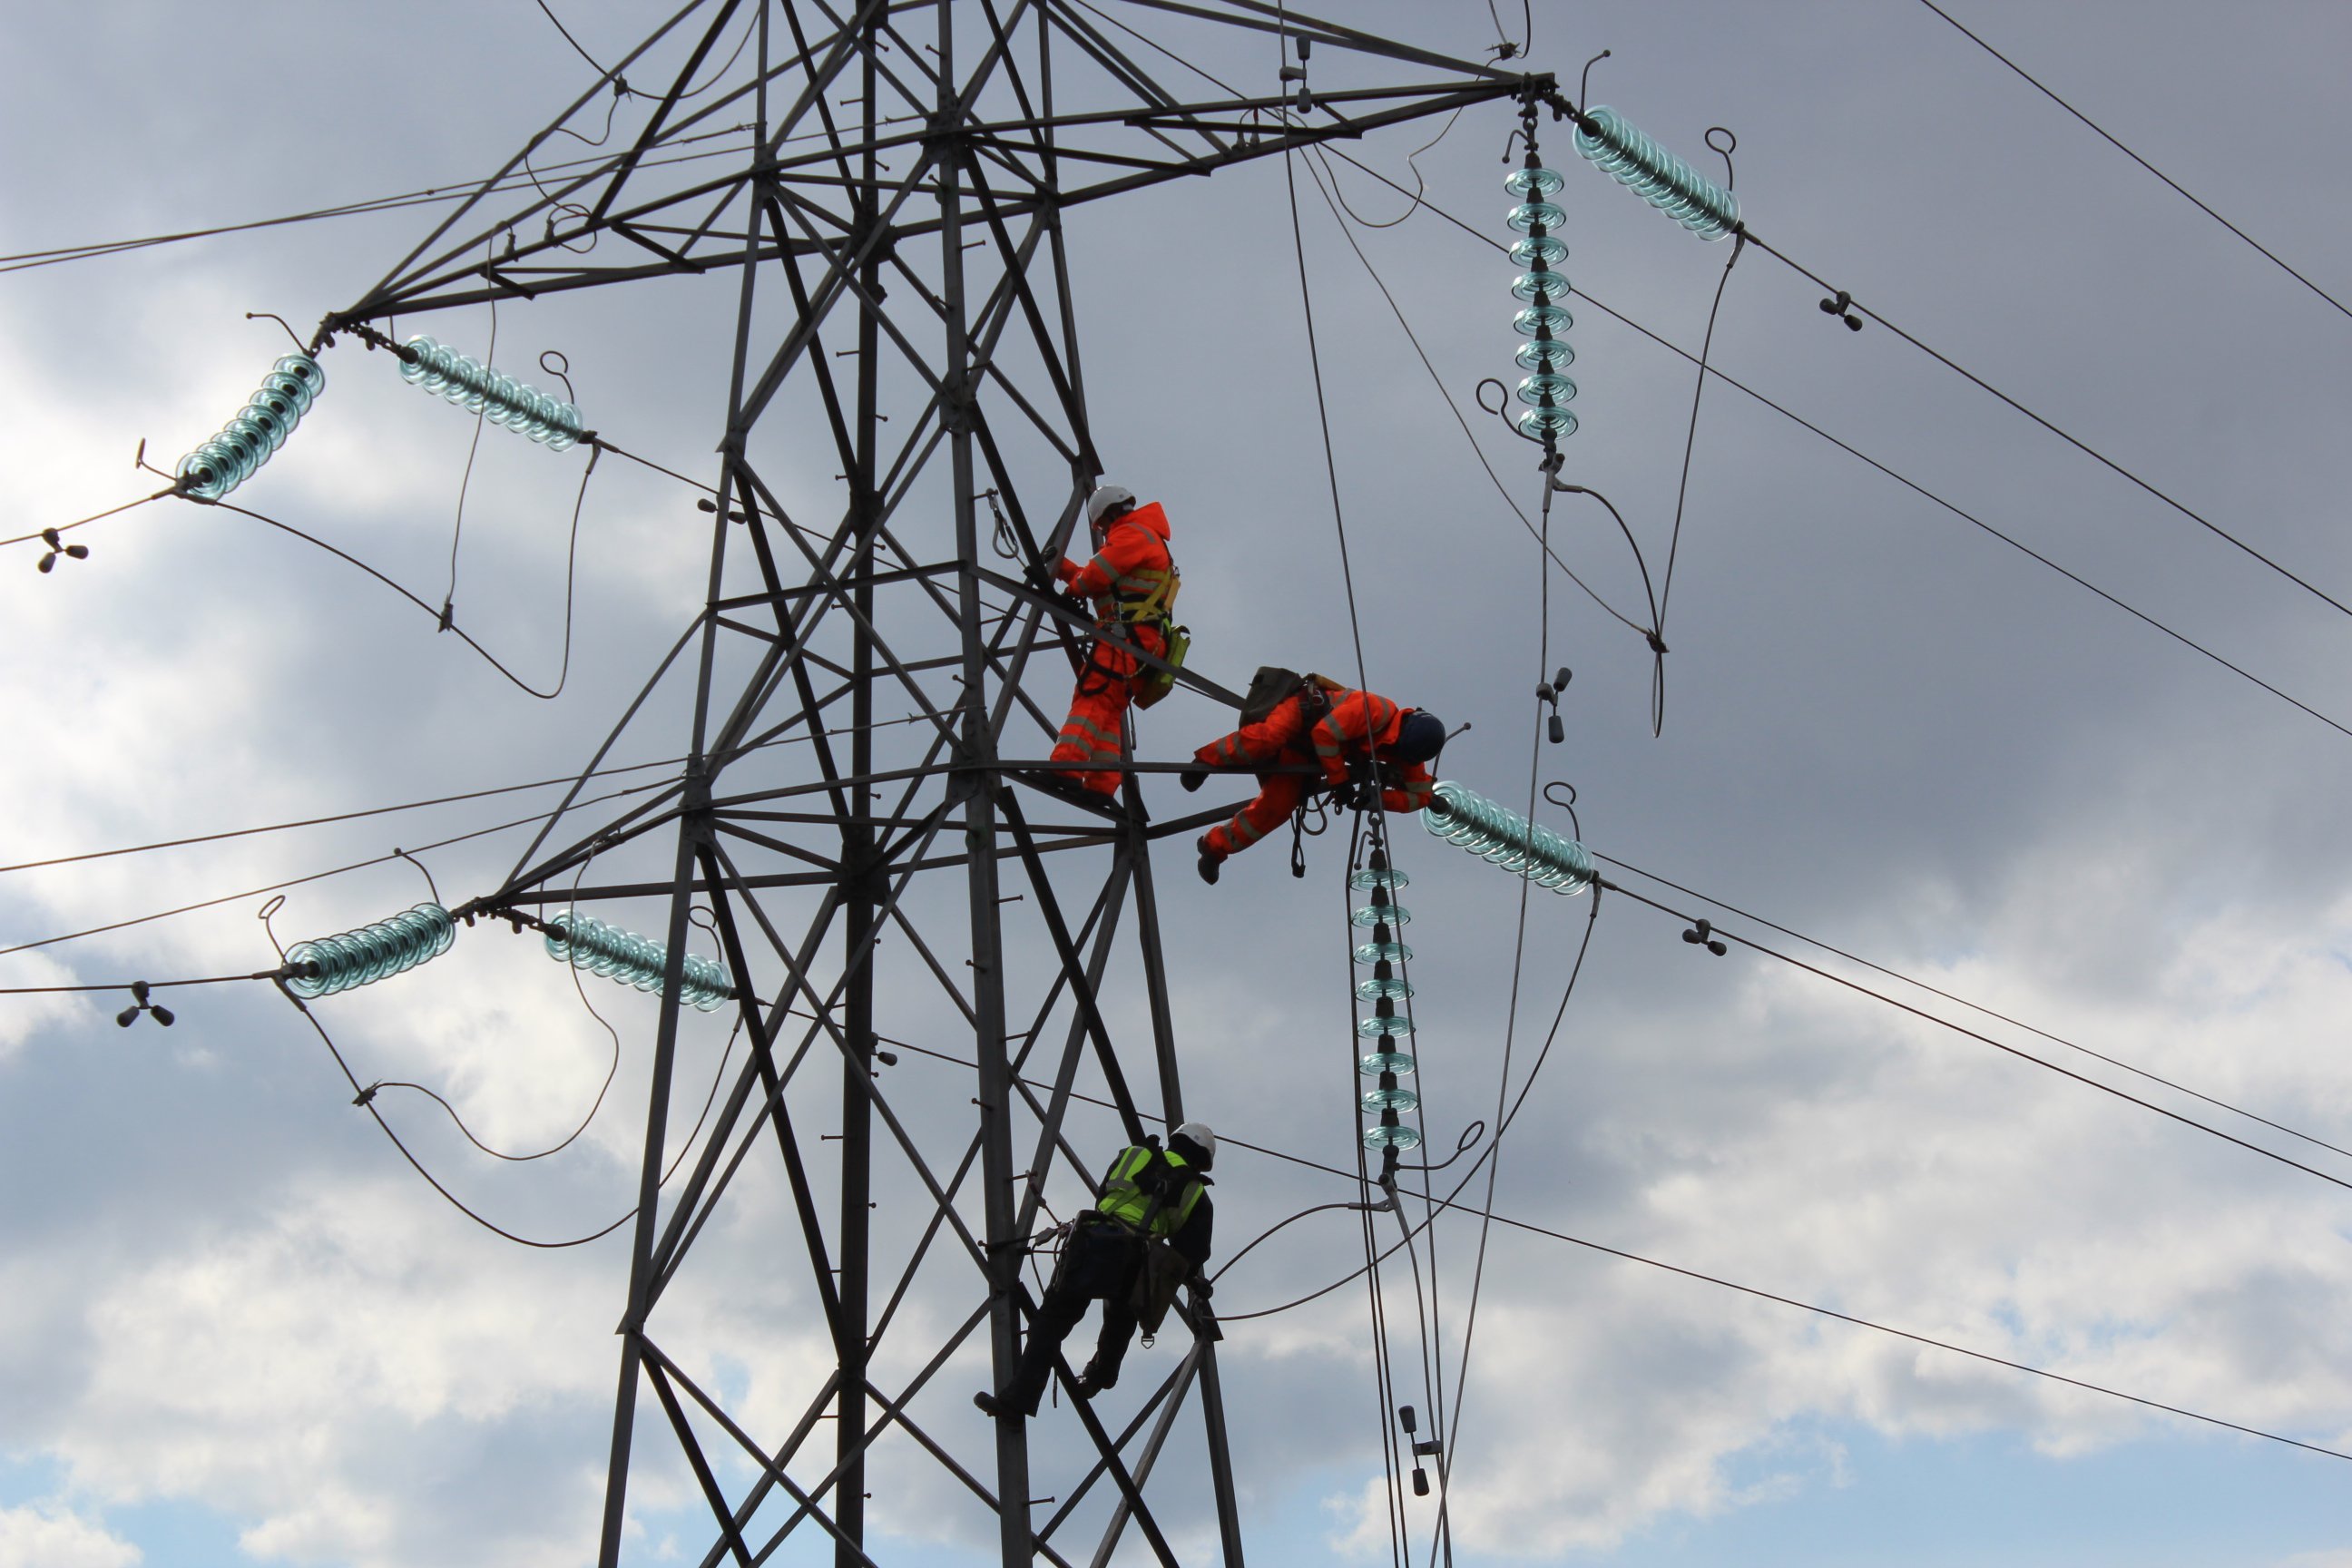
[{"xmin": 1180, "ymin": 768, "xmax": 1208, "ymax": 792}]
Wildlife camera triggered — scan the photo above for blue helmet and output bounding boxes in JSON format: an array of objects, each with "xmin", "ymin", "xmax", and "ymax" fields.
[{"xmin": 1390, "ymin": 710, "xmax": 1446, "ymax": 766}]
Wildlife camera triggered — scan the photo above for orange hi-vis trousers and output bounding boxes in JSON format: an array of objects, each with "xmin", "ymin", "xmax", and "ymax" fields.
[
  {"xmin": 1192, "ymin": 691, "xmax": 1323, "ymax": 858},
  {"xmin": 1050, "ymin": 622, "xmax": 1164, "ymax": 797},
  {"xmin": 1200, "ymin": 761, "xmax": 1315, "ymax": 858}
]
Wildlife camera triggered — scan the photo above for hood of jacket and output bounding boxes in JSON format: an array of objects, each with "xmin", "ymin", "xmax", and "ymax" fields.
[{"xmin": 1110, "ymin": 501, "xmax": 1171, "ymax": 544}]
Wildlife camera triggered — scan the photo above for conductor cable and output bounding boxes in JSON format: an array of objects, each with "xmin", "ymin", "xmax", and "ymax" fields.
[
  {"xmin": 199, "ymin": 459, "xmax": 596, "ymax": 701},
  {"xmin": 875, "ymin": 1002, "xmax": 2352, "ymax": 1471},
  {"xmin": 1739, "ymin": 227, "xmax": 2352, "ymax": 626},
  {"xmin": 1914, "ymin": 0, "xmax": 2352, "ymax": 324},
  {"xmin": 1596, "ymin": 850, "xmax": 2352, "ymax": 1162},
  {"xmin": 1597, "ymin": 878, "xmax": 2352, "ymax": 1196},
  {"xmin": 274, "ymin": 978, "xmax": 737, "ymax": 1249}
]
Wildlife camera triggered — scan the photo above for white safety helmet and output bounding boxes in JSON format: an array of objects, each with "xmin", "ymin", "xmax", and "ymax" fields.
[
  {"xmin": 1086, "ymin": 484, "xmax": 1137, "ymax": 529},
  {"xmin": 1170, "ymin": 1121, "xmax": 1216, "ymax": 1169}
]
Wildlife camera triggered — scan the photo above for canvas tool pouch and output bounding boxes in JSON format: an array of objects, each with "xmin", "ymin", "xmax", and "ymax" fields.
[
  {"xmin": 1129, "ymin": 1237, "xmax": 1192, "ymax": 1339},
  {"xmin": 1133, "ymin": 622, "xmax": 1190, "ymax": 709}
]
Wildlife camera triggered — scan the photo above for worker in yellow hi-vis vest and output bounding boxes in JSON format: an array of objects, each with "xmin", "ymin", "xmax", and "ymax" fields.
[{"xmin": 975, "ymin": 1124, "xmax": 1216, "ymax": 1418}]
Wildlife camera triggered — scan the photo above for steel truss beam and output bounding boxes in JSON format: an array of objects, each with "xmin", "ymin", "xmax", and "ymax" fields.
[{"xmin": 335, "ymin": 2, "xmax": 1548, "ymax": 1563}]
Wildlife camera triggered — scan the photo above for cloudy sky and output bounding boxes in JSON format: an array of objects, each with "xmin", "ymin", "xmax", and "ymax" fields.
[{"xmin": 9, "ymin": 2, "xmax": 2352, "ymax": 1565}]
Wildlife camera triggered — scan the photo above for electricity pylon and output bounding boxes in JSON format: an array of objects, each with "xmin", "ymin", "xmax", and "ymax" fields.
[{"xmin": 325, "ymin": 4, "xmax": 1542, "ymax": 1561}]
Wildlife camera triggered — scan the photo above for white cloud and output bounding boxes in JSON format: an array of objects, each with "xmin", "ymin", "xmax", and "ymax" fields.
[
  {"xmin": 35, "ymin": 1184, "xmax": 615, "ymax": 1568},
  {"xmin": 0, "ymin": 1502, "xmax": 139, "ymax": 1568},
  {"xmin": 0, "ymin": 953, "xmax": 86, "ymax": 1060}
]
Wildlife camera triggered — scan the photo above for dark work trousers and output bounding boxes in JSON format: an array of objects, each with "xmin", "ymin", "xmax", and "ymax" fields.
[{"xmin": 1004, "ymin": 1220, "xmax": 1142, "ymax": 1415}]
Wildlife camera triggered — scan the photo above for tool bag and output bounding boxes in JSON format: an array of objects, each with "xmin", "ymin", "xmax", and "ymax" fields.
[
  {"xmin": 1132, "ymin": 622, "xmax": 1191, "ymax": 709},
  {"xmin": 1238, "ymin": 665, "xmax": 1335, "ymax": 728},
  {"xmin": 1130, "ymin": 1236, "xmax": 1193, "ymax": 1340}
]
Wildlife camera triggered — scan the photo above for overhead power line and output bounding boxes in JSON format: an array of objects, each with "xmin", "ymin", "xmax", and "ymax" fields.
[
  {"xmin": 1915, "ymin": 0, "xmax": 2352, "ymax": 324},
  {"xmin": 0, "ymin": 970, "xmax": 283, "ymax": 995},
  {"xmin": 279, "ymin": 983, "xmax": 737, "ymax": 1250},
  {"xmin": 0, "ymin": 754, "xmax": 691, "ymax": 875},
  {"xmin": 880, "ymin": 1026, "xmax": 2352, "ymax": 1471},
  {"xmin": 0, "ymin": 489, "xmax": 173, "ymax": 550},
  {"xmin": 0, "ymin": 129, "xmax": 758, "ymax": 276},
  {"xmin": 1318, "ymin": 150, "xmax": 2352, "ymax": 748},
  {"xmin": 1446, "ymin": 1187, "xmax": 2352, "ymax": 1466},
  {"xmin": 0, "ymin": 774, "xmax": 676, "ymax": 959},
  {"xmin": 0, "ymin": 701, "xmax": 952, "ymax": 957},
  {"xmin": 1739, "ymin": 230, "xmax": 2352, "ymax": 627},
  {"xmin": 1597, "ymin": 851, "xmax": 2352, "ymax": 1164},
  {"xmin": 1596, "ymin": 877, "xmax": 2352, "ymax": 1198}
]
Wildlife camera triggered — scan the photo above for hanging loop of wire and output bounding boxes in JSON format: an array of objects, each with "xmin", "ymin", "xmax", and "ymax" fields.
[
  {"xmin": 538, "ymin": 349, "xmax": 578, "ymax": 404},
  {"xmin": 1323, "ymin": 111, "xmax": 1461, "ymax": 229},
  {"xmin": 278, "ymin": 975, "xmax": 740, "ymax": 1247},
  {"xmin": 1541, "ymin": 780, "xmax": 1583, "ymax": 841},
  {"xmin": 257, "ymin": 893, "xmax": 289, "ymax": 961},
  {"xmin": 1393, "ymin": 1119, "xmax": 1486, "ymax": 1174},
  {"xmin": 1649, "ymin": 231, "xmax": 1746, "ymax": 734},
  {"xmin": 198, "ymin": 479, "xmax": 591, "ymax": 701},
  {"xmin": 1705, "ymin": 125, "xmax": 1739, "ymax": 191},
  {"xmin": 1475, "ymin": 377, "xmax": 1514, "ymax": 426}
]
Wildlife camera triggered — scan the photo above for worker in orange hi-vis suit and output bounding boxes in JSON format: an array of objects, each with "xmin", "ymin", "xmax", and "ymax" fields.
[
  {"xmin": 1181, "ymin": 670, "xmax": 1448, "ymax": 884},
  {"xmin": 1047, "ymin": 485, "xmax": 1180, "ymax": 799}
]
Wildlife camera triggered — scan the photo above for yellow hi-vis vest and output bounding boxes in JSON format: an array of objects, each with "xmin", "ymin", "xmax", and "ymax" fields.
[{"xmin": 1093, "ymin": 1144, "xmax": 1204, "ymax": 1238}]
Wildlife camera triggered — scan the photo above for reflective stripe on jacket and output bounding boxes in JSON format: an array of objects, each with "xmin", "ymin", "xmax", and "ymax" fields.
[
  {"xmin": 1311, "ymin": 690, "xmax": 1435, "ymax": 806},
  {"xmin": 1310, "ymin": 690, "xmax": 1401, "ymax": 775},
  {"xmin": 1093, "ymin": 1143, "xmax": 1204, "ymax": 1238}
]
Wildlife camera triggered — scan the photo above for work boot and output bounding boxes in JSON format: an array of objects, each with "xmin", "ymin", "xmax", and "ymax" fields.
[
  {"xmin": 1179, "ymin": 768, "xmax": 1208, "ymax": 792},
  {"xmin": 974, "ymin": 1389, "xmax": 1015, "ymax": 1419},
  {"xmin": 1073, "ymin": 1359, "xmax": 1117, "ymax": 1397}
]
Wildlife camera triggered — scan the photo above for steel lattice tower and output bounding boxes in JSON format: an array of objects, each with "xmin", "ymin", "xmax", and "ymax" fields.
[{"xmin": 325, "ymin": 4, "xmax": 1544, "ymax": 1562}]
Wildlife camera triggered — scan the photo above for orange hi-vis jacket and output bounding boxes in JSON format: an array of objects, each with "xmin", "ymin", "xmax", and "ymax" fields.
[
  {"xmin": 1194, "ymin": 682, "xmax": 1436, "ymax": 814},
  {"xmin": 1057, "ymin": 504, "xmax": 1175, "ymax": 624},
  {"xmin": 1309, "ymin": 689, "xmax": 1434, "ymax": 808}
]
